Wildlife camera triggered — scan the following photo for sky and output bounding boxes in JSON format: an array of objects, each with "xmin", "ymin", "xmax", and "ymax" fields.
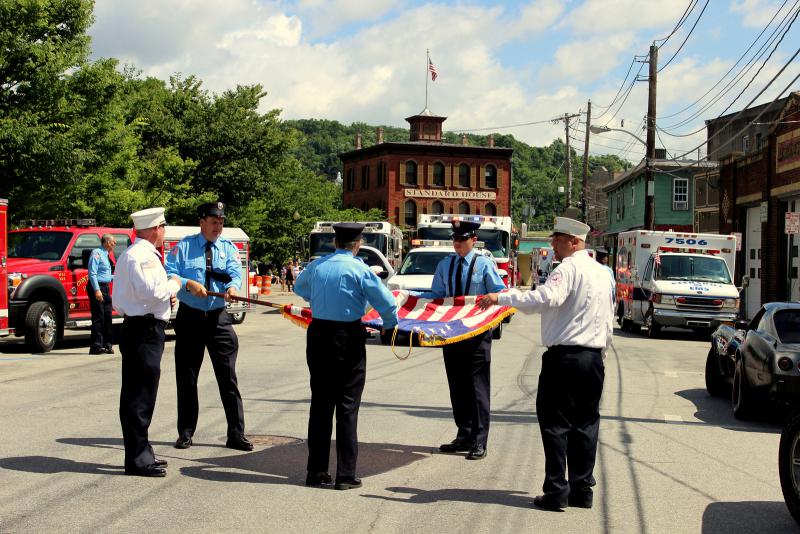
[{"xmin": 88, "ymin": 0, "xmax": 800, "ymax": 163}]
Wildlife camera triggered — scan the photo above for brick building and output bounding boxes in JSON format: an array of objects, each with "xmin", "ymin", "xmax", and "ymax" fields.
[
  {"xmin": 718, "ymin": 92, "xmax": 800, "ymax": 319},
  {"xmin": 339, "ymin": 109, "xmax": 513, "ymax": 229},
  {"xmin": 584, "ymin": 166, "xmax": 619, "ymax": 248}
]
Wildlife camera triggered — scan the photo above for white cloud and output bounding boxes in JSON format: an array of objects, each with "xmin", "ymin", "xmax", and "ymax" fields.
[
  {"xmin": 566, "ymin": 0, "xmax": 699, "ymax": 35},
  {"xmin": 539, "ymin": 33, "xmax": 637, "ymax": 84},
  {"xmin": 293, "ymin": 0, "xmax": 395, "ymax": 37},
  {"xmin": 731, "ymin": 0, "xmax": 786, "ymax": 28}
]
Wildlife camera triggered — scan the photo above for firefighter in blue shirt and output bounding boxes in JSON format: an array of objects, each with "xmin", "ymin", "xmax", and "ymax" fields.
[
  {"xmin": 414, "ymin": 220, "xmax": 505, "ymax": 460},
  {"xmin": 295, "ymin": 222, "xmax": 398, "ymax": 490},
  {"xmin": 87, "ymin": 234, "xmax": 116, "ymax": 355},
  {"xmin": 164, "ymin": 202, "xmax": 252, "ymax": 452}
]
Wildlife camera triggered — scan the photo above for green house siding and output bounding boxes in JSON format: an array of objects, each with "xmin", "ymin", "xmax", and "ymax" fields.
[{"xmin": 606, "ymin": 170, "xmax": 696, "ymax": 233}]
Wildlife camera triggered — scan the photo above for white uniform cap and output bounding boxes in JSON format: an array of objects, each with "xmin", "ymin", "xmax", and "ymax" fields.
[
  {"xmin": 550, "ymin": 216, "xmax": 590, "ymax": 241},
  {"xmin": 130, "ymin": 207, "xmax": 166, "ymax": 230}
]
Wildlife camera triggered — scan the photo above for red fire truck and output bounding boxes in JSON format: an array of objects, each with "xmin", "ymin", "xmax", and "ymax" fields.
[{"xmin": 0, "ymin": 199, "xmax": 9, "ymax": 338}]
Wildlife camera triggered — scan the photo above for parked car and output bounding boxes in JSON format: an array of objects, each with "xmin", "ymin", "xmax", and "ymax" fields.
[
  {"xmin": 780, "ymin": 406, "xmax": 800, "ymax": 525},
  {"xmin": 705, "ymin": 302, "xmax": 800, "ymax": 419}
]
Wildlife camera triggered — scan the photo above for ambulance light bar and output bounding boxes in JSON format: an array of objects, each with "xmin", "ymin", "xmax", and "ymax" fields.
[
  {"xmin": 21, "ymin": 218, "xmax": 96, "ymax": 228},
  {"xmin": 433, "ymin": 214, "xmax": 503, "ymax": 224},
  {"xmin": 411, "ymin": 239, "xmax": 485, "ymax": 248}
]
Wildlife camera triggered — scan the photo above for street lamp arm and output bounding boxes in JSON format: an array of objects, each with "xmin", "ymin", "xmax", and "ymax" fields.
[{"xmin": 589, "ymin": 125, "xmax": 647, "ymax": 147}]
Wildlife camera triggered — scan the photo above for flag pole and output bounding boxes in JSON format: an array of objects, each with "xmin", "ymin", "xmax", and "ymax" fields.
[{"xmin": 425, "ymin": 48, "xmax": 429, "ymax": 109}]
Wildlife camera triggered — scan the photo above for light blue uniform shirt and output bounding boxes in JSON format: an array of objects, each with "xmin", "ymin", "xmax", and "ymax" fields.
[
  {"xmin": 415, "ymin": 249, "xmax": 506, "ymax": 299},
  {"xmin": 87, "ymin": 247, "xmax": 113, "ymax": 291},
  {"xmin": 294, "ymin": 249, "xmax": 398, "ymax": 328},
  {"xmin": 165, "ymin": 233, "xmax": 242, "ymax": 312}
]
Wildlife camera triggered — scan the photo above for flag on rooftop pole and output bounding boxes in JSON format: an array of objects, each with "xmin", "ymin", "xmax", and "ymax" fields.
[{"xmin": 428, "ymin": 57, "xmax": 438, "ymax": 81}]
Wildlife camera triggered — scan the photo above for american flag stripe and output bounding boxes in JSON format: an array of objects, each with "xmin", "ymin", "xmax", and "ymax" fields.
[{"xmin": 428, "ymin": 58, "xmax": 438, "ymax": 81}]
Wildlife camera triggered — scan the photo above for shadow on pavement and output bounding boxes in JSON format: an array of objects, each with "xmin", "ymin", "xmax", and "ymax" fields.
[
  {"xmin": 361, "ymin": 486, "xmax": 533, "ymax": 509},
  {"xmin": 676, "ymin": 388, "xmax": 785, "ymax": 433},
  {"xmin": 701, "ymin": 501, "xmax": 796, "ymax": 533},
  {"xmin": 180, "ymin": 441, "xmax": 431, "ymax": 485},
  {"xmin": 0, "ymin": 455, "xmax": 124, "ymax": 475}
]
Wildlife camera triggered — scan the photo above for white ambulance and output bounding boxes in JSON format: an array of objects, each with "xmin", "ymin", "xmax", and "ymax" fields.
[{"xmin": 616, "ymin": 230, "xmax": 740, "ymax": 336}]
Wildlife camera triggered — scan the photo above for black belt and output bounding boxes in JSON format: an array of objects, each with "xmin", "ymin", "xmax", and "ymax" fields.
[
  {"xmin": 123, "ymin": 314, "xmax": 167, "ymax": 327},
  {"xmin": 179, "ymin": 305, "xmax": 225, "ymax": 318},
  {"xmin": 311, "ymin": 318, "xmax": 361, "ymax": 326},
  {"xmin": 547, "ymin": 345, "xmax": 602, "ymax": 354},
  {"xmin": 98, "ymin": 282, "xmax": 110, "ymax": 287}
]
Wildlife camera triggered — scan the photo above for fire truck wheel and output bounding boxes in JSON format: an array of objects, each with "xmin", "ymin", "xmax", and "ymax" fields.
[
  {"xmin": 24, "ymin": 301, "xmax": 58, "ymax": 353},
  {"xmin": 230, "ymin": 312, "xmax": 246, "ymax": 325}
]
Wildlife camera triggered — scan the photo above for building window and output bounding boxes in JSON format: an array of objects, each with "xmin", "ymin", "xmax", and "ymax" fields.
[
  {"xmin": 673, "ymin": 178, "xmax": 689, "ymax": 210},
  {"xmin": 458, "ymin": 202, "xmax": 470, "ymax": 215},
  {"xmin": 405, "ymin": 161, "xmax": 417, "ymax": 185},
  {"xmin": 485, "ymin": 203, "xmax": 497, "ymax": 216},
  {"xmin": 756, "ymin": 133, "xmax": 763, "ymax": 150},
  {"xmin": 616, "ymin": 192, "xmax": 621, "ymax": 221},
  {"xmin": 630, "ymin": 186, "xmax": 635, "ymax": 206},
  {"xmin": 346, "ymin": 168, "xmax": 355, "ymax": 192},
  {"xmin": 377, "ymin": 199, "xmax": 385, "ymax": 214},
  {"xmin": 742, "ymin": 135, "xmax": 750, "ymax": 153},
  {"xmin": 432, "ymin": 201, "xmax": 444, "ymax": 215},
  {"xmin": 377, "ymin": 161, "xmax": 386, "ymax": 186},
  {"xmin": 361, "ymin": 165, "xmax": 370, "ymax": 189},
  {"xmin": 485, "ymin": 165, "xmax": 497, "ymax": 188},
  {"xmin": 361, "ymin": 202, "xmax": 368, "ymax": 211},
  {"xmin": 404, "ymin": 200, "xmax": 417, "ymax": 227},
  {"xmin": 433, "ymin": 162, "xmax": 445, "ymax": 187},
  {"xmin": 458, "ymin": 164, "xmax": 470, "ymax": 187}
]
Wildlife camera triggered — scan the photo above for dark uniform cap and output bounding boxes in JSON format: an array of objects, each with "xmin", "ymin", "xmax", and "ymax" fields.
[
  {"xmin": 197, "ymin": 202, "xmax": 226, "ymax": 219},
  {"xmin": 333, "ymin": 222, "xmax": 365, "ymax": 241},
  {"xmin": 450, "ymin": 220, "xmax": 481, "ymax": 238}
]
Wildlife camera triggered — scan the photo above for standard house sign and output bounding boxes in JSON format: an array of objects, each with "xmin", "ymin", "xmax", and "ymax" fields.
[{"xmin": 404, "ymin": 189, "xmax": 497, "ymax": 200}]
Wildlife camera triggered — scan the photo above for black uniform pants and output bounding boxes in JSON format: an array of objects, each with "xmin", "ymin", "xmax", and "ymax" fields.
[
  {"xmin": 442, "ymin": 330, "xmax": 492, "ymax": 447},
  {"xmin": 174, "ymin": 305, "xmax": 244, "ymax": 438},
  {"xmin": 536, "ymin": 346, "xmax": 605, "ymax": 506},
  {"xmin": 306, "ymin": 319, "xmax": 367, "ymax": 479},
  {"xmin": 89, "ymin": 283, "xmax": 112, "ymax": 350},
  {"xmin": 119, "ymin": 315, "xmax": 166, "ymax": 469}
]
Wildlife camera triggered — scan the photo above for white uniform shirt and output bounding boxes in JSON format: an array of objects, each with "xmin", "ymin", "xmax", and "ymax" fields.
[
  {"xmin": 113, "ymin": 238, "xmax": 180, "ymax": 321},
  {"xmin": 498, "ymin": 249, "xmax": 615, "ymax": 349}
]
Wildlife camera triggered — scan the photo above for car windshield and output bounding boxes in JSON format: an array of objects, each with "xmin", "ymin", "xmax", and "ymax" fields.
[
  {"xmin": 654, "ymin": 255, "xmax": 731, "ymax": 284},
  {"xmin": 311, "ymin": 233, "xmax": 387, "ymax": 257},
  {"xmin": 774, "ymin": 310, "xmax": 800, "ymax": 343},
  {"xmin": 398, "ymin": 251, "xmax": 451, "ymax": 275},
  {"xmin": 9, "ymin": 231, "xmax": 72, "ymax": 260},
  {"xmin": 361, "ymin": 234, "xmax": 386, "ymax": 254},
  {"xmin": 356, "ymin": 249, "xmax": 385, "ymax": 269},
  {"xmin": 417, "ymin": 227, "xmax": 509, "ymax": 258}
]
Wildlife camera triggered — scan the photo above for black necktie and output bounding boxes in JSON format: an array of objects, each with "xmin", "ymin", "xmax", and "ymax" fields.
[
  {"xmin": 455, "ymin": 257, "xmax": 464, "ymax": 297},
  {"xmin": 204, "ymin": 242, "xmax": 213, "ymax": 290}
]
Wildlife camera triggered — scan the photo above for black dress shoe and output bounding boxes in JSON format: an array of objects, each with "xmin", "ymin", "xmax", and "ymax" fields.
[
  {"xmin": 174, "ymin": 436, "xmax": 192, "ymax": 449},
  {"xmin": 334, "ymin": 477, "xmax": 362, "ymax": 490},
  {"xmin": 103, "ymin": 346, "xmax": 114, "ymax": 354},
  {"xmin": 125, "ymin": 464, "xmax": 166, "ymax": 477},
  {"xmin": 153, "ymin": 457, "xmax": 168, "ymax": 467},
  {"xmin": 439, "ymin": 438, "xmax": 473, "ymax": 453},
  {"xmin": 568, "ymin": 494, "xmax": 593, "ymax": 508},
  {"xmin": 89, "ymin": 346, "xmax": 105, "ymax": 355},
  {"xmin": 305, "ymin": 471, "xmax": 333, "ymax": 486},
  {"xmin": 226, "ymin": 434, "xmax": 254, "ymax": 451},
  {"xmin": 466, "ymin": 444, "xmax": 487, "ymax": 460},
  {"xmin": 532, "ymin": 495, "xmax": 565, "ymax": 512}
]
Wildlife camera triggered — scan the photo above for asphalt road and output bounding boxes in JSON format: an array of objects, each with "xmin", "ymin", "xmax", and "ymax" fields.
[{"xmin": 0, "ymin": 293, "xmax": 796, "ymax": 533}]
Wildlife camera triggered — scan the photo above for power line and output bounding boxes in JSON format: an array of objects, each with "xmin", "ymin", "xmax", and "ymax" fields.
[
  {"xmin": 659, "ymin": 0, "xmax": 794, "ymax": 120},
  {"xmin": 655, "ymin": 0, "xmax": 699, "ymax": 46},
  {"xmin": 594, "ymin": 58, "xmax": 637, "ymax": 112},
  {"xmin": 660, "ymin": 2, "xmax": 800, "ymax": 135},
  {"xmin": 451, "ymin": 117, "xmax": 559, "ymax": 133},
  {"xmin": 600, "ymin": 61, "xmax": 648, "ymax": 126},
  {"xmin": 657, "ymin": 0, "xmax": 710, "ymax": 73}
]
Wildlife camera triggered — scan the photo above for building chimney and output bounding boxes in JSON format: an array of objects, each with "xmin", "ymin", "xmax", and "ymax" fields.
[
  {"xmin": 460, "ymin": 133, "xmax": 468, "ymax": 146},
  {"xmin": 487, "ymin": 134, "xmax": 494, "ymax": 148},
  {"xmin": 376, "ymin": 127, "xmax": 384, "ymax": 144},
  {"xmin": 355, "ymin": 133, "xmax": 362, "ymax": 149}
]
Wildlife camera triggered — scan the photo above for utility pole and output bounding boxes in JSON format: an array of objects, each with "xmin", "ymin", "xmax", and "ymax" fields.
[
  {"xmin": 644, "ymin": 43, "xmax": 658, "ymax": 231},
  {"xmin": 553, "ymin": 112, "xmax": 581, "ymax": 212},
  {"xmin": 582, "ymin": 100, "xmax": 592, "ymax": 222}
]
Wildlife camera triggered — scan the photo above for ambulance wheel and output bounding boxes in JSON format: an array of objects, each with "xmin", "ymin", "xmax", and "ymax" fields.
[
  {"xmin": 25, "ymin": 301, "xmax": 58, "ymax": 353},
  {"xmin": 645, "ymin": 308, "xmax": 661, "ymax": 338},
  {"xmin": 492, "ymin": 322, "xmax": 503, "ymax": 340},
  {"xmin": 230, "ymin": 312, "xmax": 246, "ymax": 325}
]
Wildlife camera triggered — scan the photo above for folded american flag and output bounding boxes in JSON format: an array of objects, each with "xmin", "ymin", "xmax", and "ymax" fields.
[{"xmin": 281, "ymin": 290, "xmax": 515, "ymax": 347}]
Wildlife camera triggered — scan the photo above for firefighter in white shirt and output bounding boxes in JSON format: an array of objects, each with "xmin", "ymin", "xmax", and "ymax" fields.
[
  {"xmin": 478, "ymin": 216, "xmax": 614, "ymax": 512},
  {"xmin": 114, "ymin": 207, "xmax": 206, "ymax": 477}
]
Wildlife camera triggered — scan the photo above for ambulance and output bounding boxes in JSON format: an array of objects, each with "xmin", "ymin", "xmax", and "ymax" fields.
[
  {"xmin": 616, "ymin": 230, "xmax": 740, "ymax": 336},
  {"xmin": 162, "ymin": 226, "xmax": 254, "ymax": 324},
  {"xmin": 309, "ymin": 221, "xmax": 404, "ymax": 270},
  {"xmin": 416, "ymin": 214, "xmax": 519, "ymax": 287}
]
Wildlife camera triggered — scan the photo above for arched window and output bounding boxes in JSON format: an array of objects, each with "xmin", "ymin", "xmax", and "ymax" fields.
[
  {"xmin": 404, "ymin": 200, "xmax": 417, "ymax": 227},
  {"xmin": 377, "ymin": 161, "xmax": 386, "ymax": 186},
  {"xmin": 432, "ymin": 201, "xmax": 444, "ymax": 215},
  {"xmin": 361, "ymin": 165, "xmax": 370, "ymax": 189},
  {"xmin": 458, "ymin": 202, "xmax": 470, "ymax": 215},
  {"xmin": 405, "ymin": 161, "xmax": 417, "ymax": 185},
  {"xmin": 346, "ymin": 168, "xmax": 355, "ymax": 191},
  {"xmin": 484, "ymin": 164, "xmax": 497, "ymax": 188},
  {"xmin": 458, "ymin": 164, "xmax": 470, "ymax": 187},
  {"xmin": 433, "ymin": 162, "xmax": 445, "ymax": 186},
  {"xmin": 485, "ymin": 203, "xmax": 497, "ymax": 216}
]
